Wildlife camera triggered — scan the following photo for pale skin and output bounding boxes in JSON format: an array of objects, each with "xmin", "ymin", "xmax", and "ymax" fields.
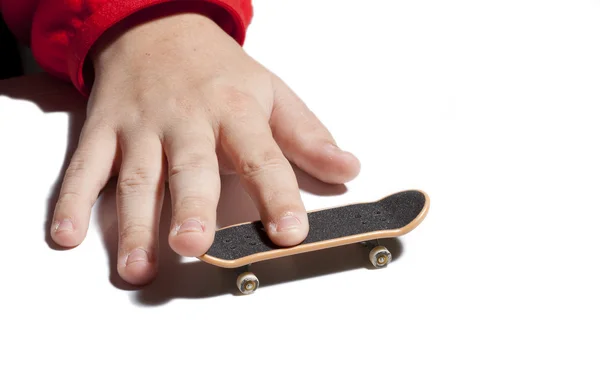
[{"xmin": 49, "ymin": 12, "xmax": 361, "ymax": 286}]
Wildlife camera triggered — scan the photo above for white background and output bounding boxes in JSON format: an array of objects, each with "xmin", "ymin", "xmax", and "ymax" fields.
[{"xmin": 1, "ymin": 0, "xmax": 599, "ymax": 376}]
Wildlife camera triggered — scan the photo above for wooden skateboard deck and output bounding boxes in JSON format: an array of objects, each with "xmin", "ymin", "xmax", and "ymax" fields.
[{"xmin": 200, "ymin": 189, "xmax": 429, "ymax": 270}]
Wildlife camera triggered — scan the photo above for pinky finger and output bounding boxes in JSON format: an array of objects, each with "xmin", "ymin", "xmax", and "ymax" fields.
[{"xmin": 51, "ymin": 127, "xmax": 116, "ymax": 247}]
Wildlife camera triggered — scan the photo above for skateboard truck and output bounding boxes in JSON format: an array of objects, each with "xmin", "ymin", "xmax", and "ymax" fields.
[
  {"xmin": 362, "ymin": 240, "xmax": 393, "ymax": 268},
  {"xmin": 235, "ymin": 264, "xmax": 259, "ymax": 295}
]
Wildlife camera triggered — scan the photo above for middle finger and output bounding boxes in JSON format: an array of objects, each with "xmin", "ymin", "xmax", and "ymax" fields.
[{"xmin": 116, "ymin": 131, "xmax": 165, "ymax": 285}]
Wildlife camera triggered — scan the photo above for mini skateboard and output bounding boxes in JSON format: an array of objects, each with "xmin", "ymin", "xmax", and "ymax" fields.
[{"xmin": 199, "ymin": 189, "xmax": 430, "ymax": 294}]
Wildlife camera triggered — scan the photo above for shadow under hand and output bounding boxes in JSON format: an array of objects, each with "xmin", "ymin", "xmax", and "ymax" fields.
[
  {"xmin": 1, "ymin": 73, "xmax": 88, "ymax": 251},
  {"xmin": 215, "ymin": 174, "xmax": 260, "ymax": 228},
  {"xmin": 293, "ymin": 164, "xmax": 348, "ymax": 197},
  {"xmin": 95, "ymin": 179, "xmax": 139, "ymax": 291},
  {"xmin": 135, "ymin": 185, "xmax": 238, "ymax": 305},
  {"xmin": 95, "ymin": 178, "xmax": 243, "ymax": 301},
  {"xmin": 214, "ymin": 166, "xmax": 348, "ymax": 229},
  {"xmin": 133, "ymin": 229, "xmax": 403, "ymax": 305},
  {"xmin": 241, "ymin": 237, "xmax": 403, "ymax": 293}
]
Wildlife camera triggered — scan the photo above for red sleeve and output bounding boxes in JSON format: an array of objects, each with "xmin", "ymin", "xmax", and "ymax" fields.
[{"xmin": 0, "ymin": 0, "xmax": 253, "ymax": 96}]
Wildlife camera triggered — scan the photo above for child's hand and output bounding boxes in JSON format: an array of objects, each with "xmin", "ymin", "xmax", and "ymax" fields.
[{"xmin": 49, "ymin": 12, "xmax": 360, "ymax": 285}]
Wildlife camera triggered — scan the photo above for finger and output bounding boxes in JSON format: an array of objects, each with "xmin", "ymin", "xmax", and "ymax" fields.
[
  {"xmin": 220, "ymin": 96, "xmax": 308, "ymax": 247},
  {"xmin": 116, "ymin": 132, "xmax": 165, "ymax": 285},
  {"xmin": 270, "ymin": 75, "xmax": 361, "ymax": 184},
  {"xmin": 51, "ymin": 126, "xmax": 116, "ymax": 247},
  {"xmin": 164, "ymin": 124, "xmax": 220, "ymax": 257}
]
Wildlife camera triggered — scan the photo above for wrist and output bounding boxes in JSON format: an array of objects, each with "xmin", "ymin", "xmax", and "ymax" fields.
[{"xmin": 93, "ymin": 10, "xmax": 218, "ymax": 69}]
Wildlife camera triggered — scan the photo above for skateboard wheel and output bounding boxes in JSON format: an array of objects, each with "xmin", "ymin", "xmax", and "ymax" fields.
[
  {"xmin": 236, "ymin": 272, "xmax": 259, "ymax": 294},
  {"xmin": 369, "ymin": 246, "xmax": 392, "ymax": 268}
]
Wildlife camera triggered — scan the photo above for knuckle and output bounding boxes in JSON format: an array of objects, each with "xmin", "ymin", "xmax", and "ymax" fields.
[
  {"xmin": 174, "ymin": 196, "xmax": 213, "ymax": 214},
  {"xmin": 84, "ymin": 114, "xmax": 118, "ymax": 133},
  {"xmin": 220, "ymin": 87, "xmax": 255, "ymax": 114},
  {"xmin": 56, "ymin": 190, "xmax": 84, "ymax": 208},
  {"xmin": 119, "ymin": 222, "xmax": 153, "ymax": 240},
  {"xmin": 117, "ymin": 168, "xmax": 158, "ymax": 196},
  {"xmin": 164, "ymin": 95, "xmax": 202, "ymax": 120},
  {"xmin": 303, "ymin": 119, "xmax": 326, "ymax": 137},
  {"xmin": 64, "ymin": 157, "xmax": 88, "ymax": 181},
  {"xmin": 169, "ymin": 162, "xmax": 197, "ymax": 178},
  {"xmin": 128, "ymin": 92, "xmax": 201, "ymax": 125},
  {"xmin": 238, "ymin": 149, "xmax": 288, "ymax": 179},
  {"xmin": 63, "ymin": 154, "xmax": 107, "ymax": 196},
  {"xmin": 168, "ymin": 154, "xmax": 217, "ymax": 179}
]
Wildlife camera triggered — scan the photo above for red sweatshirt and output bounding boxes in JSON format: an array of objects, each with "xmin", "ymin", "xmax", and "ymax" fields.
[{"xmin": 0, "ymin": 0, "xmax": 253, "ymax": 95}]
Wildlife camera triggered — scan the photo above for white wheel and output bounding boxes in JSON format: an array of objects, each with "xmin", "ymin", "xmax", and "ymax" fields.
[
  {"xmin": 369, "ymin": 246, "xmax": 392, "ymax": 268},
  {"xmin": 237, "ymin": 272, "xmax": 259, "ymax": 294}
]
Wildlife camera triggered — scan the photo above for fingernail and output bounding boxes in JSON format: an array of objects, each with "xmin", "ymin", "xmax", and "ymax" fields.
[
  {"xmin": 53, "ymin": 219, "xmax": 73, "ymax": 233},
  {"xmin": 126, "ymin": 248, "xmax": 148, "ymax": 266},
  {"xmin": 327, "ymin": 143, "xmax": 346, "ymax": 152},
  {"xmin": 276, "ymin": 214, "xmax": 301, "ymax": 232},
  {"xmin": 326, "ymin": 142, "xmax": 357, "ymax": 161},
  {"xmin": 175, "ymin": 219, "xmax": 205, "ymax": 235}
]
